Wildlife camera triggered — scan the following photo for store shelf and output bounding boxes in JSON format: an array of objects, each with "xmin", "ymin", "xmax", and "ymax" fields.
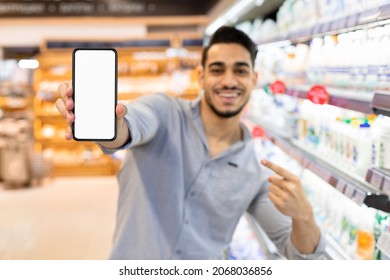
[
  {"xmin": 53, "ymin": 161, "xmax": 120, "ymax": 177},
  {"xmin": 285, "ymin": 84, "xmax": 374, "ymax": 114},
  {"xmin": 258, "ymin": 3, "xmax": 390, "ymax": 45},
  {"xmin": 245, "ymin": 214, "xmax": 282, "ymax": 260},
  {"xmin": 0, "ymin": 96, "xmax": 33, "ymax": 111},
  {"xmin": 251, "ymin": 117, "xmax": 390, "ymax": 213},
  {"xmin": 371, "ymin": 92, "xmax": 390, "ymax": 117},
  {"xmin": 247, "ymin": 213, "xmax": 351, "ymax": 260}
]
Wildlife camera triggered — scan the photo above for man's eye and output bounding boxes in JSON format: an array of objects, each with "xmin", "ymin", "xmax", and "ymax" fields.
[
  {"xmin": 210, "ymin": 68, "xmax": 223, "ymax": 74},
  {"xmin": 236, "ymin": 69, "xmax": 249, "ymax": 75}
]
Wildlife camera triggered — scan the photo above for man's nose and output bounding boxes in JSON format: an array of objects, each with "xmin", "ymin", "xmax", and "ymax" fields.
[{"xmin": 221, "ymin": 70, "xmax": 238, "ymax": 87}]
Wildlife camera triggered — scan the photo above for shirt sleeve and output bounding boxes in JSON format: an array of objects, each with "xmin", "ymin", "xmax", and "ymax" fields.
[
  {"xmin": 99, "ymin": 94, "xmax": 163, "ymax": 154},
  {"xmin": 247, "ymin": 179, "xmax": 326, "ymax": 260}
]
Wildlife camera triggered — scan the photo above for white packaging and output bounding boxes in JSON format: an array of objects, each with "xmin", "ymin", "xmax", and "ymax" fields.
[{"xmin": 379, "ymin": 116, "xmax": 390, "ymax": 169}]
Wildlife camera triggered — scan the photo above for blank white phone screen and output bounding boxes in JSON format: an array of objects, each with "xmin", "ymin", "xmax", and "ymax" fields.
[{"xmin": 73, "ymin": 49, "xmax": 117, "ymax": 140}]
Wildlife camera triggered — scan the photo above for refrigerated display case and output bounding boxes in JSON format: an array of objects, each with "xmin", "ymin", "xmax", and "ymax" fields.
[{"xmin": 238, "ymin": 0, "xmax": 390, "ymax": 260}]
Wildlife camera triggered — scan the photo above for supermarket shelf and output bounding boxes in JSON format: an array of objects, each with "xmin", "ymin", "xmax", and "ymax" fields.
[
  {"xmin": 366, "ymin": 167, "xmax": 390, "ymax": 194},
  {"xmin": 246, "ymin": 214, "xmax": 351, "ymax": 260},
  {"xmin": 35, "ymin": 137, "xmax": 98, "ymax": 146},
  {"xmin": 257, "ymin": 3, "xmax": 390, "ymax": 45},
  {"xmin": 252, "ymin": 117, "xmax": 390, "ymax": 213},
  {"xmin": 371, "ymin": 92, "xmax": 390, "ymax": 117},
  {"xmin": 53, "ymin": 161, "xmax": 120, "ymax": 177},
  {"xmin": 285, "ymin": 85, "xmax": 374, "ymax": 114},
  {"xmin": 245, "ymin": 214, "xmax": 283, "ymax": 260},
  {"xmin": 0, "ymin": 96, "xmax": 32, "ymax": 110},
  {"xmin": 323, "ymin": 234, "xmax": 352, "ymax": 260}
]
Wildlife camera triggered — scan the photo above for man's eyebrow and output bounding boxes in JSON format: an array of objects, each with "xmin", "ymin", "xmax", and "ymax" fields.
[
  {"xmin": 235, "ymin": 62, "xmax": 250, "ymax": 68},
  {"xmin": 208, "ymin": 61, "xmax": 251, "ymax": 68},
  {"xmin": 208, "ymin": 62, "xmax": 225, "ymax": 68}
]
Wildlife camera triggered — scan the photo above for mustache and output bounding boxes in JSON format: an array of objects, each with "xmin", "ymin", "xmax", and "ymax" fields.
[{"xmin": 217, "ymin": 86, "xmax": 243, "ymax": 91}]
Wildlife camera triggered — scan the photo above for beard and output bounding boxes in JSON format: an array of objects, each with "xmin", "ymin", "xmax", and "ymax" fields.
[{"xmin": 204, "ymin": 89, "xmax": 249, "ymax": 118}]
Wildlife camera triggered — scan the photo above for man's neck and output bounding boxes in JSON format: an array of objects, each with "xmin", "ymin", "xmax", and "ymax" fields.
[{"xmin": 200, "ymin": 99, "xmax": 242, "ymax": 157}]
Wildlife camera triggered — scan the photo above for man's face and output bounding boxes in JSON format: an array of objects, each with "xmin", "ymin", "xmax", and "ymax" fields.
[{"xmin": 199, "ymin": 43, "xmax": 257, "ymax": 118}]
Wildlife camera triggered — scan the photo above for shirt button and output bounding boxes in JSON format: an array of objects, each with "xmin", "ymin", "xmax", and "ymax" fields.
[
  {"xmin": 190, "ymin": 191, "xmax": 196, "ymax": 196},
  {"xmin": 176, "ymin": 250, "xmax": 181, "ymax": 255},
  {"xmin": 185, "ymin": 219, "xmax": 189, "ymax": 224}
]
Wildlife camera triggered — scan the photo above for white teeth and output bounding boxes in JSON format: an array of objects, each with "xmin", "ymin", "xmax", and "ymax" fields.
[{"xmin": 218, "ymin": 92, "xmax": 239, "ymax": 97}]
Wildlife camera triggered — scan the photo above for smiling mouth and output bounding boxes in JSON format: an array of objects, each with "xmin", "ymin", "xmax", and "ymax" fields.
[{"xmin": 215, "ymin": 90, "xmax": 242, "ymax": 99}]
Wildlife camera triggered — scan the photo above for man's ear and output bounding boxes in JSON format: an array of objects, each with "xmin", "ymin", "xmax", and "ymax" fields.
[
  {"xmin": 197, "ymin": 65, "xmax": 204, "ymax": 86},
  {"xmin": 252, "ymin": 70, "xmax": 258, "ymax": 87}
]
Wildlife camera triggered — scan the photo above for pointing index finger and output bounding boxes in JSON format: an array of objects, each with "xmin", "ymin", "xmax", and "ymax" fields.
[{"xmin": 261, "ymin": 159, "xmax": 299, "ymax": 183}]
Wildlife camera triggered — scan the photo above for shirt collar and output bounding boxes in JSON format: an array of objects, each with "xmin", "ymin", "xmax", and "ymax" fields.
[{"xmin": 187, "ymin": 97, "xmax": 252, "ymax": 144}]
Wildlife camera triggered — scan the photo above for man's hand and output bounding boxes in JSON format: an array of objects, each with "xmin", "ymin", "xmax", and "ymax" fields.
[
  {"xmin": 55, "ymin": 82, "xmax": 75, "ymax": 140},
  {"xmin": 55, "ymin": 82, "xmax": 129, "ymax": 147},
  {"xmin": 260, "ymin": 159, "xmax": 313, "ymax": 221},
  {"xmin": 261, "ymin": 159, "xmax": 321, "ymax": 254}
]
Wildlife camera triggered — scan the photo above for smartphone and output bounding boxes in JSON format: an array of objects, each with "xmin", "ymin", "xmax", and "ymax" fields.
[{"xmin": 72, "ymin": 48, "xmax": 117, "ymax": 141}]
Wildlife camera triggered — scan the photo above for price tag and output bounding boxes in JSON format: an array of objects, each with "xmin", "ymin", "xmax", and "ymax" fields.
[
  {"xmin": 344, "ymin": 184, "xmax": 356, "ymax": 199},
  {"xmin": 336, "ymin": 180, "xmax": 346, "ymax": 193},
  {"xmin": 382, "ymin": 177, "xmax": 390, "ymax": 196},
  {"xmin": 252, "ymin": 126, "xmax": 265, "ymax": 138},
  {"xmin": 352, "ymin": 189, "xmax": 366, "ymax": 205},
  {"xmin": 347, "ymin": 13, "xmax": 359, "ymax": 27},
  {"xmin": 370, "ymin": 170, "xmax": 384, "ymax": 189},
  {"xmin": 306, "ymin": 85, "xmax": 330, "ymax": 105},
  {"xmin": 321, "ymin": 169, "xmax": 332, "ymax": 184},
  {"xmin": 269, "ymin": 80, "xmax": 286, "ymax": 94}
]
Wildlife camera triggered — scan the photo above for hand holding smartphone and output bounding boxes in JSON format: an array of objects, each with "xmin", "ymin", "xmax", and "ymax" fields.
[{"xmin": 72, "ymin": 48, "xmax": 117, "ymax": 141}]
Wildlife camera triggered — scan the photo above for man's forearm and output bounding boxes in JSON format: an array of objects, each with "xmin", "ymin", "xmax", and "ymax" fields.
[
  {"xmin": 98, "ymin": 118, "xmax": 131, "ymax": 149},
  {"xmin": 290, "ymin": 208, "xmax": 321, "ymax": 254}
]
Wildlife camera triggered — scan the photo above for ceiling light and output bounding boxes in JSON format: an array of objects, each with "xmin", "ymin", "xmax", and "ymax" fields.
[
  {"xmin": 205, "ymin": 0, "xmax": 253, "ymax": 36},
  {"xmin": 18, "ymin": 59, "xmax": 39, "ymax": 69}
]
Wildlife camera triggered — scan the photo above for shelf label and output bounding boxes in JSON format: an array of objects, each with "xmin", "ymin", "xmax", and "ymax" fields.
[
  {"xmin": 344, "ymin": 184, "xmax": 356, "ymax": 199},
  {"xmin": 352, "ymin": 189, "xmax": 366, "ymax": 205},
  {"xmin": 336, "ymin": 180, "xmax": 346, "ymax": 193},
  {"xmin": 269, "ymin": 80, "xmax": 286, "ymax": 94},
  {"xmin": 346, "ymin": 13, "xmax": 359, "ymax": 27},
  {"xmin": 371, "ymin": 169, "xmax": 384, "ymax": 189},
  {"xmin": 252, "ymin": 126, "xmax": 265, "ymax": 138},
  {"xmin": 382, "ymin": 177, "xmax": 390, "ymax": 196},
  {"xmin": 310, "ymin": 164, "xmax": 332, "ymax": 183},
  {"xmin": 306, "ymin": 85, "xmax": 329, "ymax": 105}
]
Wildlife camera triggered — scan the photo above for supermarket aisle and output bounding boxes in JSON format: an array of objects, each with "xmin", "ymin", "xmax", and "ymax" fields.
[{"xmin": 0, "ymin": 176, "xmax": 118, "ymax": 260}]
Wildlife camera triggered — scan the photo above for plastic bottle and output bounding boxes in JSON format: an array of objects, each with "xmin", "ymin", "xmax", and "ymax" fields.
[
  {"xmin": 373, "ymin": 211, "xmax": 390, "ymax": 260},
  {"xmin": 356, "ymin": 207, "xmax": 375, "ymax": 260},
  {"xmin": 378, "ymin": 116, "xmax": 390, "ymax": 170},
  {"xmin": 371, "ymin": 115, "xmax": 384, "ymax": 167},
  {"xmin": 353, "ymin": 121, "xmax": 373, "ymax": 176}
]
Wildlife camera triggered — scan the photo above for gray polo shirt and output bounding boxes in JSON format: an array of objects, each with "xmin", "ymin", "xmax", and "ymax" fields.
[{"xmin": 101, "ymin": 93, "xmax": 326, "ymax": 259}]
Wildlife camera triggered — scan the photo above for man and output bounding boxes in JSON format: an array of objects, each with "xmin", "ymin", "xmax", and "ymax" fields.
[{"xmin": 56, "ymin": 26, "xmax": 325, "ymax": 259}]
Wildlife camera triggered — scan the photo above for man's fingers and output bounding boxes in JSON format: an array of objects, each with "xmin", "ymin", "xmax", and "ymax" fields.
[
  {"xmin": 116, "ymin": 103, "xmax": 128, "ymax": 118},
  {"xmin": 268, "ymin": 184, "xmax": 284, "ymax": 198},
  {"xmin": 65, "ymin": 124, "xmax": 73, "ymax": 140},
  {"xmin": 261, "ymin": 159, "xmax": 299, "ymax": 183},
  {"xmin": 55, "ymin": 98, "xmax": 67, "ymax": 118},
  {"xmin": 58, "ymin": 82, "xmax": 72, "ymax": 99},
  {"xmin": 55, "ymin": 98, "xmax": 74, "ymax": 122},
  {"xmin": 268, "ymin": 175, "xmax": 295, "ymax": 192}
]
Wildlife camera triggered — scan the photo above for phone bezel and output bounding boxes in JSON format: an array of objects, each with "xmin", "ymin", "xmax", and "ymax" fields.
[{"xmin": 72, "ymin": 48, "xmax": 118, "ymax": 141}]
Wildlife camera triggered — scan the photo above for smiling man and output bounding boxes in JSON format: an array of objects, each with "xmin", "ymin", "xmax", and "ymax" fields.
[{"xmin": 56, "ymin": 26, "xmax": 326, "ymax": 260}]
